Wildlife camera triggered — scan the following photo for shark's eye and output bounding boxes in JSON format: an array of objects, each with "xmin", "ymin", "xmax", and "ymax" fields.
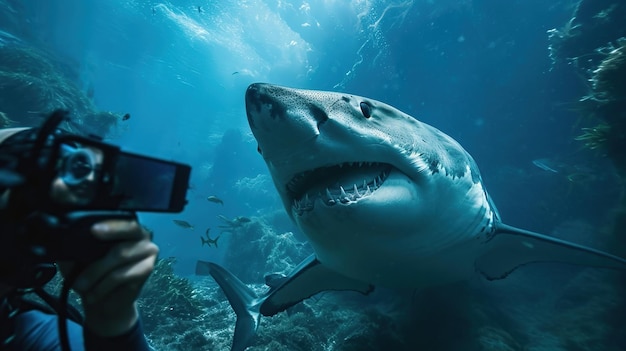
[{"xmin": 359, "ymin": 102, "xmax": 372, "ymax": 118}]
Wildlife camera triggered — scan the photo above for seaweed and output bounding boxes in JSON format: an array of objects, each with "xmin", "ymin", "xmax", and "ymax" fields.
[
  {"xmin": 547, "ymin": 1, "xmax": 626, "ymax": 72},
  {"xmin": 574, "ymin": 122, "xmax": 611, "ymax": 150},
  {"xmin": 589, "ymin": 39, "xmax": 626, "ymax": 104},
  {"xmin": 550, "ymin": 2, "xmax": 626, "ymax": 344},
  {"xmin": 0, "ymin": 43, "xmax": 119, "ymax": 135}
]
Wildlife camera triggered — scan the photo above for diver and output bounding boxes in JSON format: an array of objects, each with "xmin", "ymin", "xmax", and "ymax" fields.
[{"xmin": 0, "ymin": 111, "xmax": 180, "ymax": 351}]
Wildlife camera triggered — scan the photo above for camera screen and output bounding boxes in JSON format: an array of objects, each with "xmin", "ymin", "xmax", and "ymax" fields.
[
  {"xmin": 52, "ymin": 138, "xmax": 190, "ymax": 212},
  {"xmin": 112, "ymin": 153, "xmax": 179, "ymax": 211}
]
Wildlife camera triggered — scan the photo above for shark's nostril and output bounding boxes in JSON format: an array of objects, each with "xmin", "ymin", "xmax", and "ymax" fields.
[{"xmin": 310, "ymin": 105, "xmax": 328, "ymax": 128}]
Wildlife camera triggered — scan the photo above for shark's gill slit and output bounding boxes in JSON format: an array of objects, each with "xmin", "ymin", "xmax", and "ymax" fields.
[{"xmin": 288, "ymin": 162, "xmax": 393, "ymax": 213}]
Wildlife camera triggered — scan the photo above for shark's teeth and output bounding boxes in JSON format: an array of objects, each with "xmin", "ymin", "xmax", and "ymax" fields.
[
  {"xmin": 286, "ymin": 161, "xmax": 388, "ymax": 198},
  {"xmin": 339, "ymin": 186, "xmax": 350, "ymax": 203},
  {"xmin": 292, "ymin": 167, "xmax": 391, "ymax": 213},
  {"xmin": 353, "ymin": 184, "xmax": 361, "ymax": 197}
]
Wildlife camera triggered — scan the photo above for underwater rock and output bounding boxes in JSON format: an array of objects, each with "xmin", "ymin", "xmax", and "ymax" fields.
[
  {"xmin": 547, "ymin": 269, "xmax": 625, "ymax": 351},
  {"xmin": 477, "ymin": 326, "xmax": 521, "ymax": 351}
]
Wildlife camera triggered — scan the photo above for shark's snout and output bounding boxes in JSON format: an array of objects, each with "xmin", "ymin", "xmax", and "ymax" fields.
[
  {"xmin": 245, "ymin": 83, "xmax": 287, "ymax": 129},
  {"xmin": 245, "ymin": 83, "xmax": 328, "ymax": 158}
]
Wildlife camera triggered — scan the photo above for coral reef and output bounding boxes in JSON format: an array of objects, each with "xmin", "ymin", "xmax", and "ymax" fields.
[
  {"xmin": 220, "ymin": 216, "xmax": 312, "ymax": 283},
  {"xmin": 137, "ymin": 257, "xmax": 205, "ymax": 334},
  {"xmin": 147, "ymin": 278, "xmax": 420, "ymax": 351}
]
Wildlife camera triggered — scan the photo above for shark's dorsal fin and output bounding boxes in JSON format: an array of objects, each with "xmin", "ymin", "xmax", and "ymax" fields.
[{"xmin": 475, "ymin": 223, "xmax": 626, "ymax": 280}]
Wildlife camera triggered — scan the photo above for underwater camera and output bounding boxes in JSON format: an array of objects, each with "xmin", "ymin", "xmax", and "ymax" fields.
[{"xmin": 0, "ymin": 110, "xmax": 191, "ymax": 277}]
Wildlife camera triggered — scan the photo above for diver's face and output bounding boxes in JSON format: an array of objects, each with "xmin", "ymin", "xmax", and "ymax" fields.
[{"xmin": 50, "ymin": 146, "xmax": 103, "ymax": 206}]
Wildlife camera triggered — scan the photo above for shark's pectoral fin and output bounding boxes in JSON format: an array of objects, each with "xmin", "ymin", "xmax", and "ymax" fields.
[
  {"xmin": 196, "ymin": 261, "xmax": 260, "ymax": 351},
  {"xmin": 260, "ymin": 254, "xmax": 374, "ymax": 316},
  {"xmin": 475, "ymin": 223, "xmax": 626, "ymax": 280}
]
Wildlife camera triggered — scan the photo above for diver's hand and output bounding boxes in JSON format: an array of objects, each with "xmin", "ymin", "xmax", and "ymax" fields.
[{"xmin": 61, "ymin": 219, "xmax": 158, "ymax": 337}]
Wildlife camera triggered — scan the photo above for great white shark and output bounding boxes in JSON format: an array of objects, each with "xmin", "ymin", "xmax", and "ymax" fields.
[{"xmin": 197, "ymin": 83, "xmax": 626, "ymax": 351}]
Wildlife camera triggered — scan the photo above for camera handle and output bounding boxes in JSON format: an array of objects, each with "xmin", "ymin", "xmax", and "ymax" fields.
[{"xmin": 21, "ymin": 210, "xmax": 139, "ymax": 263}]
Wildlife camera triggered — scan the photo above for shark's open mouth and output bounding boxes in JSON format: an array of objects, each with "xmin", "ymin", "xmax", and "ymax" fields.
[{"xmin": 287, "ymin": 162, "xmax": 394, "ymax": 213}]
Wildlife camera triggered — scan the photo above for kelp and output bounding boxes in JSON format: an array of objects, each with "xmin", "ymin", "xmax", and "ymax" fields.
[
  {"xmin": 0, "ymin": 44, "xmax": 119, "ymax": 135},
  {"xmin": 552, "ymin": 0, "xmax": 626, "ymax": 259}
]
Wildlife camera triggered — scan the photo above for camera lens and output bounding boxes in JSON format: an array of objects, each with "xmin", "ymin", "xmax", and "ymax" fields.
[{"xmin": 61, "ymin": 148, "xmax": 97, "ymax": 185}]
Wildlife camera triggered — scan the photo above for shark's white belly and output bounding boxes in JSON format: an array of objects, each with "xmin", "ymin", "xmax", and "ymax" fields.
[
  {"xmin": 312, "ymin": 229, "xmax": 485, "ymax": 289},
  {"xmin": 294, "ymin": 171, "xmax": 495, "ymax": 289}
]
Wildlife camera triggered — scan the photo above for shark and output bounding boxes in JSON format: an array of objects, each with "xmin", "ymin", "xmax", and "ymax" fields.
[{"xmin": 197, "ymin": 83, "xmax": 626, "ymax": 351}]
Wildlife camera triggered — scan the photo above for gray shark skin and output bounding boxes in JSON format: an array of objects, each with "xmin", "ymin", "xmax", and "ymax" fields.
[{"xmin": 200, "ymin": 83, "xmax": 626, "ymax": 351}]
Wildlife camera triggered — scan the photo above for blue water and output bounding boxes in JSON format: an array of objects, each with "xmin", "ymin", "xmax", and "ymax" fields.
[{"xmin": 2, "ymin": 1, "xmax": 624, "ymax": 350}]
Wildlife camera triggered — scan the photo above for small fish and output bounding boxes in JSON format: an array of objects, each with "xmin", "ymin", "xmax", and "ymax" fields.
[
  {"xmin": 531, "ymin": 158, "xmax": 559, "ymax": 173},
  {"xmin": 232, "ymin": 71, "xmax": 240, "ymax": 75},
  {"xmin": 207, "ymin": 196, "xmax": 224, "ymax": 205},
  {"xmin": 217, "ymin": 214, "xmax": 230, "ymax": 222},
  {"xmin": 566, "ymin": 172, "xmax": 595, "ymax": 183},
  {"xmin": 173, "ymin": 219, "xmax": 194, "ymax": 230},
  {"xmin": 201, "ymin": 228, "xmax": 220, "ymax": 248},
  {"xmin": 122, "ymin": 113, "xmax": 131, "ymax": 121},
  {"xmin": 197, "ymin": 6, "xmax": 203, "ymax": 13}
]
